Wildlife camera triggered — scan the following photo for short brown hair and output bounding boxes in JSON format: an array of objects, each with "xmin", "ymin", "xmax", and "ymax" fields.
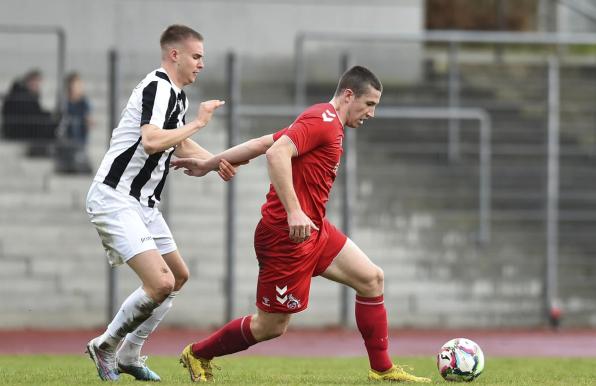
[
  {"xmin": 334, "ymin": 66, "xmax": 382, "ymax": 97},
  {"xmin": 160, "ymin": 24, "xmax": 203, "ymax": 49},
  {"xmin": 24, "ymin": 69, "xmax": 42, "ymax": 83}
]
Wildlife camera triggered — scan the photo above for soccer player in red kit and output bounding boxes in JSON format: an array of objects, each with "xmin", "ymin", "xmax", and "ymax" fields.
[{"xmin": 172, "ymin": 66, "xmax": 431, "ymax": 383}]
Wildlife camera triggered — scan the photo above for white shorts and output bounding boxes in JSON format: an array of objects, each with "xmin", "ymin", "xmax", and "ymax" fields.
[{"xmin": 86, "ymin": 181, "xmax": 177, "ymax": 266}]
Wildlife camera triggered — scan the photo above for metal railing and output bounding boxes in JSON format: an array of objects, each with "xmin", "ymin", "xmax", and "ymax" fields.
[
  {"xmin": 101, "ymin": 31, "xmax": 594, "ymax": 325},
  {"xmin": 293, "ymin": 29, "xmax": 596, "ymax": 325},
  {"xmin": 223, "ymin": 104, "xmax": 491, "ymax": 324},
  {"xmin": 225, "ymin": 44, "xmax": 492, "ymax": 323},
  {"xmin": 0, "ymin": 25, "xmax": 66, "ymax": 113}
]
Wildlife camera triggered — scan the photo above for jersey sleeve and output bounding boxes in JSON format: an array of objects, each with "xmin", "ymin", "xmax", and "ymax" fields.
[
  {"xmin": 282, "ymin": 115, "xmax": 334, "ymax": 155},
  {"xmin": 272, "ymin": 128, "xmax": 288, "ymax": 141},
  {"xmin": 140, "ymin": 80, "xmax": 175, "ymax": 128}
]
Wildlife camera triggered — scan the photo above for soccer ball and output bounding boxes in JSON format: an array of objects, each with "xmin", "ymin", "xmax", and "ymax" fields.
[{"xmin": 437, "ymin": 338, "xmax": 484, "ymax": 382}]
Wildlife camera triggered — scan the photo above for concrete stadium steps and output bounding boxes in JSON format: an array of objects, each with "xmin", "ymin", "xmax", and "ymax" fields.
[
  {"xmin": 366, "ymin": 59, "xmax": 596, "ymax": 325},
  {"xmin": 4, "ymin": 56, "xmax": 596, "ymax": 328},
  {"xmin": 382, "ymin": 273, "xmax": 544, "ymax": 327},
  {"xmin": 356, "ymin": 161, "xmax": 596, "ymax": 209},
  {"xmin": 337, "ymin": 59, "xmax": 596, "ymax": 326},
  {"xmin": 362, "ymin": 118, "xmax": 550, "ymax": 145}
]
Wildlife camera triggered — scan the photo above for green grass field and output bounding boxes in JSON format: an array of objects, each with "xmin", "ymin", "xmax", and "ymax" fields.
[{"xmin": 0, "ymin": 355, "xmax": 594, "ymax": 385}]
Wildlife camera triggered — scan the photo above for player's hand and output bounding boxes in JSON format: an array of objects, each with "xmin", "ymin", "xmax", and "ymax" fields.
[
  {"xmin": 287, "ymin": 209, "xmax": 319, "ymax": 243},
  {"xmin": 217, "ymin": 159, "xmax": 236, "ymax": 181},
  {"xmin": 217, "ymin": 159, "xmax": 250, "ymax": 181},
  {"xmin": 196, "ymin": 99, "xmax": 225, "ymax": 127},
  {"xmin": 171, "ymin": 157, "xmax": 211, "ymax": 177}
]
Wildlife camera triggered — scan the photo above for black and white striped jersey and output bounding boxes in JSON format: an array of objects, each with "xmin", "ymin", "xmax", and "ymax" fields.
[{"xmin": 93, "ymin": 68, "xmax": 188, "ymax": 208}]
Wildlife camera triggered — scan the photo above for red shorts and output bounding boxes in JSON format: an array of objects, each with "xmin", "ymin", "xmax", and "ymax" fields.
[{"xmin": 253, "ymin": 218, "xmax": 347, "ymax": 314}]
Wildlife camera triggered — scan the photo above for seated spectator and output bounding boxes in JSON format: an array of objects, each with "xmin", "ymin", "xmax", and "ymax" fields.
[
  {"xmin": 54, "ymin": 72, "xmax": 93, "ymax": 173},
  {"xmin": 1, "ymin": 69, "xmax": 57, "ymax": 141},
  {"xmin": 63, "ymin": 72, "xmax": 92, "ymax": 146}
]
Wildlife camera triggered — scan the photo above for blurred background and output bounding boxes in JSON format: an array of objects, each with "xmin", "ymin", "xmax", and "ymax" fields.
[{"xmin": 1, "ymin": 0, "xmax": 596, "ymax": 331}]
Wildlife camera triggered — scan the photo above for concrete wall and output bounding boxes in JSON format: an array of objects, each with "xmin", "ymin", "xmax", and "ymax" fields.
[
  {"xmin": 0, "ymin": 0, "xmax": 424, "ymax": 85},
  {"xmin": 558, "ymin": 0, "xmax": 596, "ymax": 33},
  {"xmin": 0, "ymin": 0, "xmax": 424, "ymax": 329}
]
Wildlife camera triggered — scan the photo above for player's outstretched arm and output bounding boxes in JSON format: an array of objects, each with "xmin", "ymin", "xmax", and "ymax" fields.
[
  {"xmin": 174, "ymin": 138, "xmax": 214, "ymax": 159},
  {"xmin": 171, "ymin": 157, "xmax": 236, "ymax": 181},
  {"xmin": 141, "ymin": 99, "xmax": 225, "ymax": 154},
  {"xmin": 266, "ymin": 135, "xmax": 318, "ymax": 243},
  {"xmin": 171, "ymin": 133, "xmax": 274, "ymax": 176},
  {"xmin": 175, "ymin": 138, "xmax": 238, "ymax": 181},
  {"xmin": 215, "ymin": 133, "xmax": 274, "ymax": 165}
]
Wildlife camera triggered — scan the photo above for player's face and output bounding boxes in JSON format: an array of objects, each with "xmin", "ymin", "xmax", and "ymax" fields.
[
  {"xmin": 175, "ymin": 38, "xmax": 204, "ymax": 86},
  {"xmin": 345, "ymin": 85, "xmax": 381, "ymax": 128}
]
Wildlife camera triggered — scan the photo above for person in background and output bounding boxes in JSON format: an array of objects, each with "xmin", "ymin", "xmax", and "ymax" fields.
[
  {"xmin": 64, "ymin": 72, "xmax": 92, "ymax": 147},
  {"xmin": 1, "ymin": 69, "xmax": 57, "ymax": 141},
  {"xmin": 54, "ymin": 72, "xmax": 94, "ymax": 173}
]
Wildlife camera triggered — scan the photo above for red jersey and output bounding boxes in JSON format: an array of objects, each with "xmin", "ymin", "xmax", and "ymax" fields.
[{"xmin": 261, "ymin": 103, "xmax": 344, "ymax": 229}]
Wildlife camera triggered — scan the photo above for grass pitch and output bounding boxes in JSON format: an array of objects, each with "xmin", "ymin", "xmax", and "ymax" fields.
[{"xmin": 0, "ymin": 355, "xmax": 594, "ymax": 385}]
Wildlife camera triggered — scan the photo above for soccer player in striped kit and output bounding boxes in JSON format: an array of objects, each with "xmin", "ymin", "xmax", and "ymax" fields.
[
  {"xmin": 173, "ymin": 66, "xmax": 431, "ymax": 383},
  {"xmin": 85, "ymin": 25, "xmax": 236, "ymax": 381}
]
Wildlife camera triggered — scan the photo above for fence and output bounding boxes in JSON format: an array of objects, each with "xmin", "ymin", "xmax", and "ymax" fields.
[
  {"xmin": 102, "ymin": 31, "xmax": 596, "ymax": 326},
  {"xmin": 0, "ymin": 25, "xmax": 66, "ymax": 155},
  {"xmin": 293, "ymin": 30, "xmax": 596, "ymax": 325},
  {"xmin": 4, "ymin": 30, "xmax": 596, "ymax": 328}
]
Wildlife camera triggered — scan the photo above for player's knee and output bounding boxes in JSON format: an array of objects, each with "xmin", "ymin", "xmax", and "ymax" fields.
[
  {"xmin": 152, "ymin": 276, "xmax": 175, "ymax": 302},
  {"xmin": 360, "ymin": 266, "xmax": 384, "ymax": 296},
  {"xmin": 173, "ymin": 268, "xmax": 190, "ymax": 291},
  {"xmin": 371, "ymin": 266, "xmax": 384, "ymax": 293},
  {"xmin": 261, "ymin": 321, "xmax": 289, "ymax": 340},
  {"xmin": 253, "ymin": 315, "xmax": 290, "ymax": 341}
]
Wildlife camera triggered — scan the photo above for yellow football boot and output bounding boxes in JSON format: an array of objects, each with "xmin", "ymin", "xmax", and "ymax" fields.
[
  {"xmin": 368, "ymin": 364, "xmax": 431, "ymax": 383},
  {"xmin": 179, "ymin": 344, "xmax": 215, "ymax": 382}
]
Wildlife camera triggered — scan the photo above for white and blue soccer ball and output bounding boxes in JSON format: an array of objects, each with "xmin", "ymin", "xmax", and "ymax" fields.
[{"xmin": 437, "ymin": 338, "xmax": 484, "ymax": 382}]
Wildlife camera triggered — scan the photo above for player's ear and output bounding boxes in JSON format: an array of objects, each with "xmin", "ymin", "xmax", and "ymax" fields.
[
  {"xmin": 344, "ymin": 88, "xmax": 355, "ymax": 104},
  {"xmin": 164, "ymin": 43, "xmax": 180, "ymax": 62}
]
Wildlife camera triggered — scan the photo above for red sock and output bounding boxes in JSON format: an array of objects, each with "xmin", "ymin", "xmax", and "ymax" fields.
[
  {"xmin": 191, "ymin": 315, "xmax": 257, "ymax": 359},
  {"xmin": 355, "ymin": 294, "xmax": 393, "ymax": 372}
]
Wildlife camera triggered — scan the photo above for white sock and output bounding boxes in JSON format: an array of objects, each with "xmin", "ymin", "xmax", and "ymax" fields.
[
  {"xmin": 97, "ymin": 287, "xmax": 159, "ymax": 352},
  {"xmin": 117, "ymin": 290, "xmax": 178, "ymax": 365}
]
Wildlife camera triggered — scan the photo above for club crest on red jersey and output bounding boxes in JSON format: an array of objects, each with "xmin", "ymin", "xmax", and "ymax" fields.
[
  {"xmin": 275, "ymin": 285, "xmax": 302, "ymax": 309},
  {"xmin": 286, "ymin": 294, "xmax": 301, "ymax": 310}
]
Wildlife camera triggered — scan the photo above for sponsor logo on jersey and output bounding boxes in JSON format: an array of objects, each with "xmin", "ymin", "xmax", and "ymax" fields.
[
  {"xmin": 261, "ymin": 297, "xmax": 270, "ymax": 307},
  {"xmin": 140, "ymin": 236, "xmax": 153, "ymax": 243}
]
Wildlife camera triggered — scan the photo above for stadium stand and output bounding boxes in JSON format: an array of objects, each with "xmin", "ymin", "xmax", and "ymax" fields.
[{"xmin": 2, "ymin": 45, "xmax": 596, "ymax": 329}]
